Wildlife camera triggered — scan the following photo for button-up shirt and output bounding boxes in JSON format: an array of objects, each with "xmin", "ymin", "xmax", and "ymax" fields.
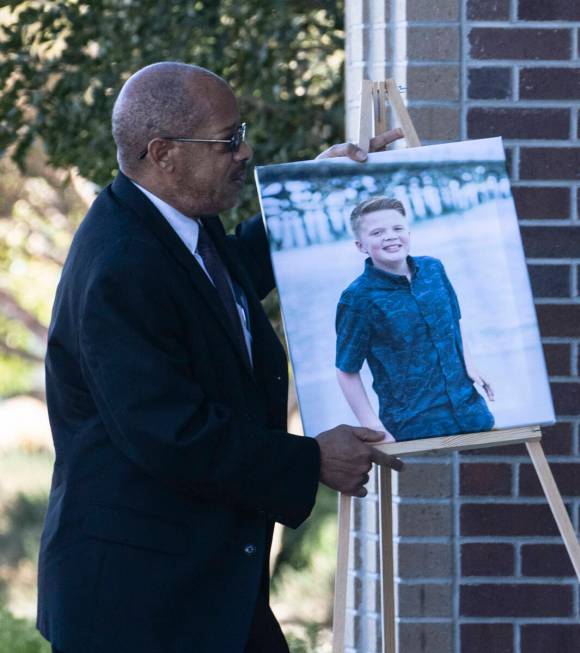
[
  {"xmin": 132, "ymin": 181, "xmax": 253, "ymax": 363},
  {"xmin": 335, "ymin": 256, "xmax": 494, "ymax": 441}
]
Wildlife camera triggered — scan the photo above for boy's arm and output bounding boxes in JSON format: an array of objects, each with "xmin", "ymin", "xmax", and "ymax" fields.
[
  {"xmin": 459, "ymin": 321, "xmax": 495, "ymax": 401},
  {"xmin": 336, "ymin": 369, "xmax": 396, "ymax": 442}
]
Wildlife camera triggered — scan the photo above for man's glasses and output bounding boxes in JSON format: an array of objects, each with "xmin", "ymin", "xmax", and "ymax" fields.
[{"xmin": 138, "ymin": 123, "xmax": 247, "ymax": 160}]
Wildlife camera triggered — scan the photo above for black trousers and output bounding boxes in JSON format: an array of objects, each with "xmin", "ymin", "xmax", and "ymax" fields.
[
  {"xmin": 51, "ymin": 595, "xmax": 289, "ymax": 653},
  {"xmin": 243, "ymin": 589, "xmax": 289, "ymax": 653}
]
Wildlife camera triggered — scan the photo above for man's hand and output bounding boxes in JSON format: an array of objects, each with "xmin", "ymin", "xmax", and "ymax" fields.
[
  {"xmin": 316, "ymin": 128, "xmax": 404, "ymax": 162},
  {"xmin": 316, "ymin": 424, "xmax": 404, "ymax": 497}
]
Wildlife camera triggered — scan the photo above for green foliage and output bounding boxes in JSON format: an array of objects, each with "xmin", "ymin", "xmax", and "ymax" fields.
[
  {"xmin": 273, "ymin": 483, "xmax": 337, "ymax": 578},
  {"xmin": 0, "ymin": 492, "xmax": 48, "ymax": 567},
  {"xmin": 0, "ymin": 150, "xmax": 86, "ymax": 396},
  {"xmin": 286, "ymin": 625, "xmax": 323, "ymax": 653},
  {"xmin": 0, "ymin": 0, "xmax": 345, "ymax": 228},
  {"xmin": 0, "ymin": 605, "xmax": 50, "ymax": 653}
]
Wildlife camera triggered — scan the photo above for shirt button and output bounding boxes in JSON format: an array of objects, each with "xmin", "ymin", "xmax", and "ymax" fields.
[{"xmin": 244, "ymin": 544, "xmax": 257, "ymax": 556}]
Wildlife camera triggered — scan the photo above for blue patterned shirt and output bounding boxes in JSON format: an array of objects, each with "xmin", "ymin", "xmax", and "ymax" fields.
[{"xmin": 335, "ymin": 256, "xmax": 494, "ymax": 441}]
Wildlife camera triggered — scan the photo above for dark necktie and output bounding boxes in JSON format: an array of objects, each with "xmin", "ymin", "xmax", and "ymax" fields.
[{"xmin": 196, "ymin": 225, "xmax": 250, "ymax": 367}]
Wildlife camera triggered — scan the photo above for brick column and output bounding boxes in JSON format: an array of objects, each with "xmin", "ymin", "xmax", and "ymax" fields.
[
  {"xmin": 460, "ymin": 2, "xmax": 580, "ymax": 651},
  {"xmin": 344, "ymin": 1, "xmax": 580, "ymax": 652}
]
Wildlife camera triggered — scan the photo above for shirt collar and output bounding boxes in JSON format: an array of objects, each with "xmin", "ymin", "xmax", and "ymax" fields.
[
  {"xmin": 364, "ymin": 256, "xmax": 418, "ymax": 287},
  {"xmin": 131, "ymin": 180, "xmax": 201, "ymax": 254}
]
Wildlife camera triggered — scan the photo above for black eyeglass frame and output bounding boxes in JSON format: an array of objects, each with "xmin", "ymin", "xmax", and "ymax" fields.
[{"xmin": 138, "ymin": 123, "xmax": 247, "ymax": 160}]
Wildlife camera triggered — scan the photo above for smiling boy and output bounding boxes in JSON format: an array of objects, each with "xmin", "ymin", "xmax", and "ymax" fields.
[{"xmin": 335, "ymin": 196, "xmax": 495, "ymax": 442}]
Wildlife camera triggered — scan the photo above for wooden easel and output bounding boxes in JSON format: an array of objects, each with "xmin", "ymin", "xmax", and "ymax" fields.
[{"xmin": 331, "ymin": 79, "xmax": 580, "ymax": 653}]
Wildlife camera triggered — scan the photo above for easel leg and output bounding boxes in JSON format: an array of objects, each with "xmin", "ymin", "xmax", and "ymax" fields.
[
  {"xmin": 379, "ymin": 466, "xmax": 397, "ymax": 653},
  {"xmin": 333, "ymin": 493, "xmax": 352, "ymax": 653},
  {"xmin": 526, "ymin": 440, "xmax": 580, "ymax": 581}
]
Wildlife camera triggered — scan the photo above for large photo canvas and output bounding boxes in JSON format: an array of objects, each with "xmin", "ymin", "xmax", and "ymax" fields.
[{"xmin": 255, "ymin": 137, "xmax": 555, "ymax": 444}]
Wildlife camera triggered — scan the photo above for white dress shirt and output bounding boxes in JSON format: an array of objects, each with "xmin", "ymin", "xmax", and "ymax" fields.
[{"xmin": 132, "ymin": 181, "xmax": 253, "ymax": 364}]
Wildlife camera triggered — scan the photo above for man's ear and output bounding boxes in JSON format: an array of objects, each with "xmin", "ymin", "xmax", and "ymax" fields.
[
  {"xmin": 355, "ymin": 239, "xmax": 367, "ymax": 254},
  {"xmin": 148, "ymin": 138, "xmax": 175, "ymax": 172}
]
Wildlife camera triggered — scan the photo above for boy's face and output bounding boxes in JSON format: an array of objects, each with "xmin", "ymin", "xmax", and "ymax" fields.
[{"xmin": 355, "ymin": 209, "xmax": 410, "ymax": 269}]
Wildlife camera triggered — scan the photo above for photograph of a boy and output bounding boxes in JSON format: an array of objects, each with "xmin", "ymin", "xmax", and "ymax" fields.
[{"xmin": 335, "ymin": 197, "xmax": 496, "ymax": 442}]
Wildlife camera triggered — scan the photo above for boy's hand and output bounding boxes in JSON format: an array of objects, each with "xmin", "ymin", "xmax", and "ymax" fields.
[
  {"xmin": 361, "ymin": 418, "xmax": 396, "ymax": 443},
  {"xmin": 468, "ymin": 368, "xmax": 495, "ymax": 401},
  {"xmin": 316, "ymin": 128, "xmax": 404, "ymax": 162},
  {"xmin": 316, "ymin": 424, "xmax": 403, "ymax": 497}
]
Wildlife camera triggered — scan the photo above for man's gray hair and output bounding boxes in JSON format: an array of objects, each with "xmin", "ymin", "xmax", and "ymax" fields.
[
  {"xmin": 350, "ymin": 196, "xmax": 407, "ymax": 237},
  {"xmin": 112, "ymin": 62, "xmax": 223, "ymax": 173}
]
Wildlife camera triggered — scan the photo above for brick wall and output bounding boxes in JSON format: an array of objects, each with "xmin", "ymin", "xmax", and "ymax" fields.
[{"xmin": 344, "ymin": 1, "xmax": 580, "ymax": 651}]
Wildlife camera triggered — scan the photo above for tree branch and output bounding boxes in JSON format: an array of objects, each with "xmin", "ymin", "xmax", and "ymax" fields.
[
  {"xmin": 0, "ymin": 288, "xmax": 48, "ymax": 340},
  {"xmin": 0, "ymin": 340, "xmax": 44, "ymax": 364}
]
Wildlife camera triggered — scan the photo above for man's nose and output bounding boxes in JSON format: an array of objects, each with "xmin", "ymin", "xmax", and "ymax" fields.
[{"xmin": 234, "ymin": 140, "xmax": 253, "ymax": 163}]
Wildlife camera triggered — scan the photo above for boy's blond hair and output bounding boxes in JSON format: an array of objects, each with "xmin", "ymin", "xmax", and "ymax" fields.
[{"xmin": 350, "ymin": 197, "xmax": 406, "ymax": 237}]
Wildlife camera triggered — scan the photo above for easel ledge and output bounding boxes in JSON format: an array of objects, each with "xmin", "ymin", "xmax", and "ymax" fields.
[{"xmin": 374, "ymin": 425, "xmax": 542, "ymax": 456}]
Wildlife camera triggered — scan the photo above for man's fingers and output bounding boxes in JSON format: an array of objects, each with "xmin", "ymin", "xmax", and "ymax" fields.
[
  {"xmin": 370, "ymin": 447, "xmax": 404, "ymax": 472},
  {"xmin": 369, "ymin": 128, "xmax": 404, "ymax": 152},
  {"xmin": 316, "ymin": 142, "xmax": 367, "ymax": 162}
]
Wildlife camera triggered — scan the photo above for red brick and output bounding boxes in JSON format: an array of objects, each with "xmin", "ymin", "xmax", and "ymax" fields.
[
  {"xmin": 461, "ymin": 503, "xmax": 560, "ymax": 536},
  {"xmin": 521, "ymin": 625, "xmax": 580, "ymax": 653},
  {"xmin": 520, "ymin": 68, "xmax": 580, "ymax": 100},
  {"xmin": 518, "ymin": 1, "xmax": 580, "ymax": 21},
  {"xmin": 461, "ymin": 443, "xmax": 526, "ymax": 457},
  {"xmin": 468, "ymin": 108, "xmax": 569, "ymax": 140},
  {"xmin": 467, "ymin": 0, "xmax": 510, "ymax": 20},
  {"xmin": 504, "ymin": 146, "xmax": 514, "ymax": 178},
  {"xmin": 543, "ymin": 343, "xmax": 571, "ymax": 376},
  {"xmin": 469, "ymin": 28, "xmax": 571, "ymax": 60},
  {"xmin": 512, "ymin": 186, "xmax": 570, "ymax": 219},
  {"xmin": 461, "ymin": 583, "xmax": 573, "ymax": 617},
  {"xmin": 537, "ymin": 304, "xmax": 580, "ymax": 338},
  {"xmin": 521, "ymin": 543, "xmax": 576, "ymax": 577},
  {"xmin": 461, "ymin": 623, "xmax": 513, "ymax": 653},
  {"xmin": 520, "ymin": 148, "xmax": 580, "ymax": 180},
  {"xmin": 550, "ymin": 382, "xmax": 580, "ymax": 415},
  {"xmin": 521, "ymin": 226, "xmax": 580, "ymax": 258},
  {"xmin": 468, "ymin": 67, "xmax": 511, "ymax": 99},
  {"xmin": 541, "ymin": 422, "xmax": 573, "ymax": 455},
  {"xmin": 461, "ymin": 543, "xmax": 514, "ymax": 576},
  {"xmin": 460, "ymin": 463, "xmax": 512, "ymax": 495},
  {"xmin": 520, "ymin": 462, "xmax": 580, "ymax": 496},
  {"xmin": 528, "ymin": 265, "xmax": 571, "ymax": 298}
]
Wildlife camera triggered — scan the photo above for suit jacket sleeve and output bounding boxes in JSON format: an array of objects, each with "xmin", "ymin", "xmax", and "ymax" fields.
[{"xmin": 79, "ymin": 239, "xmax": 319, "ymax": 528}]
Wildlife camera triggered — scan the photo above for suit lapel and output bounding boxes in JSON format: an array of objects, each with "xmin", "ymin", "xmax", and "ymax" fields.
[{"xmin": 110, "ymin": 173, "xmax": 254, "ymax": 378}]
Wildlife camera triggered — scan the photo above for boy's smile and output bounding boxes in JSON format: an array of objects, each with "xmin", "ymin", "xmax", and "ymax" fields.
[{"xmin": 355, "ymin": 209, "xmax": 411, "ymax": 275}]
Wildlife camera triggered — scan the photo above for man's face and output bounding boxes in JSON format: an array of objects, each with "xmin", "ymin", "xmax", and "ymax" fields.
[
  {"xmin": 355, "ymin": 209, "xmax": 410, "ymax": 270},
  {"xmin": 168, "ymin": 79, "xmax": 252, "ymax": 216}
]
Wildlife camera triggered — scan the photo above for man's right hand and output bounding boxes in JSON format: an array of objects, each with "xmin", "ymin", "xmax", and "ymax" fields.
[{"xmin": 316, "ymin": 425, "xmax": 404, "ymax": 497}]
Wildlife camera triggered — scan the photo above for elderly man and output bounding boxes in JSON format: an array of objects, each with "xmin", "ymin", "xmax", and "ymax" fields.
[{"xmin": 38, "ymin": 62, "xmax": 402, "ymax": 653}]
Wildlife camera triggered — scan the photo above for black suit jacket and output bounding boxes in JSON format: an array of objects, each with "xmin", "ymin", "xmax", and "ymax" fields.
[{"xmin": 37, "ymin": 172, "xmax": 320, "ymax": 653}]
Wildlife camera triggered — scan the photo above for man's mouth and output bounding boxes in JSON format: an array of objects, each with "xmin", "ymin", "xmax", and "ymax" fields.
[{"xmin": 231, "ymin": 169, "xmax": 246, "ymax": 185}]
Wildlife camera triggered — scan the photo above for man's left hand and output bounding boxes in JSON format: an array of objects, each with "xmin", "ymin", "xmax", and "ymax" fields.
[{"xmin": 316, "ymin": 128, "xmax": 404, "ymax": 162}]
